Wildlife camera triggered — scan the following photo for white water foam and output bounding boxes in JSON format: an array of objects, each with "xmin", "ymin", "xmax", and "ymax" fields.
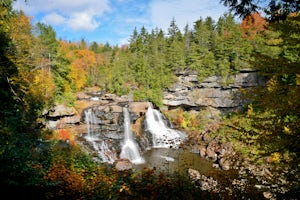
[
  {"xmin": 120, "ymin": 107, "xmax": 145, "ymax": 164},
  {"xmin": 145, "ymin": 103, "xmax": 186, "ymax": 148},
  {"xmin": 84, "ymin": 108, "xmax": 117, "ymax": 164}
]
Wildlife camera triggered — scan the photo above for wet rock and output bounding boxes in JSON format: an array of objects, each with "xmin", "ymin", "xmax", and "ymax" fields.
[
  {"xmin": 114, "ymin": 158, "xmax": 133, "ymax": 171},
  {"xmin": 188, "ymin": 168, "xmax": 201, "ymax": 181},
  {"xmin": 188, "ymin": 168, "xmax": 219, "ymax": 192},
  {"xmin": 199, "ymin": 145, "xmax": 207, "ymax": 157},
  {"xmin": 206, "ymin": 141, "xmax": 220, "ymax": 162},
  {"xmin": 263, "ymin": 191, "xmax": 276, "ymax": 200},
  {"xmin": 219, "ymin": 157, "xmax": 231, "ymax": 171}
]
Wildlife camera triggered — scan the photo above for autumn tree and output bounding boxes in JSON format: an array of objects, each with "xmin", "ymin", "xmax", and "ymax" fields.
[
  {"xmin": 219, "ymin": 0, "xmax": 300, "ymax": 164},
  {"xmin": 67, "ymin": 48, "xmax": 97, "ymax": 91}
]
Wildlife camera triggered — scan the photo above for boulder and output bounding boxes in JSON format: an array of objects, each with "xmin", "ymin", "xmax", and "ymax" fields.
[
  {"xmin": 187, "ymin": 168, "xmax": 219, "ymax": 192},
  {"xmin": 110, "ymin": 105, "xmax": 123, "ymax": 113},
  {"xmin": 114, "ymin": 158, "xmax": 133, "ymax": 171},
  {"xmin": 128, "ymin": 102, "xmax": 149, "ymax": 114},
  {"xmin": 48, "ymin": 104, "xmax": 77, "ymax": 117},
  {"xmin": 219, "ymin": 157, "xmax": 231, "ymax": 171},
  {"xmin": 188, "ymin": 168, "xmax": 201, "ymax": 181}
]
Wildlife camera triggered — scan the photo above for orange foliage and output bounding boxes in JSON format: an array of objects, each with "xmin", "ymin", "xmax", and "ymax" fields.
[
  {"xmin": 43, "ymin": 162, "xmax": 85, "ymax": 199},
  {"xmin": 176, "ymin": 109, "xmax": 184, "ymax": 125},
  {"xmin": 241, "ymin": 12, "xmax": 267, "ymax": 39},
  {"xmin": 55, "ymin": 129, "xmax": 75, "ymax": 146},
  {"xmin": 66, "ymin": 49, "xmax": 97, "ymax": 91}
]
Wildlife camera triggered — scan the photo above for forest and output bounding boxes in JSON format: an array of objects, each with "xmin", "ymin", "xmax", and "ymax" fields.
[{"xmin": 0, "ymin": 0, "xmax": 299, "ymax": 199}]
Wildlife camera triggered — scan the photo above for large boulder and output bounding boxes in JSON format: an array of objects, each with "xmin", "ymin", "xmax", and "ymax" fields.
[
  {"xmin": 128, "ymin": 102, "xmax": 149, "ymax": 114},
  {"xmin": 47, "ymin": 104, "xmax": 77, "ymax": 117},
  {"xmin": 114, "ymin": 158, "xmax": 133, "ymax": 171}
]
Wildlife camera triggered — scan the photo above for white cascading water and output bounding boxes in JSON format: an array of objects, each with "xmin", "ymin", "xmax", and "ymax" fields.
[
  {"xmin": 120, "ymin": 107, "xmax": 145, "ymax": 164},
  {"xmin": 145, "ymin": 103, "xmax": 186, "ymax": 148},
  {"xmin": 84, "ymin": 108, "xmax": 117, "ymax": 164}
]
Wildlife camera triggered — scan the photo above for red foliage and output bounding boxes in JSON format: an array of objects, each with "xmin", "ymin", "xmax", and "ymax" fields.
[
  {"xmin": 176, "ymin": 109, "xmax": 184, "ymax": 125},
  {"xmin": 56, "ymin": 129, "xmax": 75, "ymax": 146},
  {"xmin": 241, "ymin": 12, "xmax": 267, "ymax": 39},
  {"xmin": 43, "ymin": 163, "xmax": 85, "ymax": 199},
  {"xmin": 57, "ymin": 129, "xmax": 70, "ymax": 141}
]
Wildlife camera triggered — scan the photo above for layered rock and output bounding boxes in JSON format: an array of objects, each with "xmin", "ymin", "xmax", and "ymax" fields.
[
  {"xmin": 43, "ymin": 104, "xmax": 81, "ymax": 129},
  {"xmin": 163, "ymin": 69, "xmax": 266, "ymax": 112}
]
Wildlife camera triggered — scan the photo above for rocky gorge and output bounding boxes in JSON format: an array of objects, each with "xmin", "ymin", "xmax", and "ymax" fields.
[{"xmin": 41, "ymin": 69, "xmax": 299, "ymax": 199}]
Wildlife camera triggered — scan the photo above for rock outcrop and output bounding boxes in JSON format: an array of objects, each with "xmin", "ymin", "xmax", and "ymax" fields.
[
  {"xmin": 163, "ymin": 69, "xmax": 266, "ymax": 112},
  {"xmin": 43, "ymin": 104, "xmax": 81, "ymax": 130}
]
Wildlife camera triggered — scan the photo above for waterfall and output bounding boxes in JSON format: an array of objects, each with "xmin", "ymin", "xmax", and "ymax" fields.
[
  {"xmin": 84, "ymin": 108, "xmax": 117, "ymax": 164},
  {"xmin": 84, "ymin": 108, "xmax": 99, "ymax": 138},
  {"xmin": 145, "ymin": 103, "xmax": 186, "ymax": 148},
  {"xmin": 120, "ymin": 107, "xmax": 145, "ymax": 164}
]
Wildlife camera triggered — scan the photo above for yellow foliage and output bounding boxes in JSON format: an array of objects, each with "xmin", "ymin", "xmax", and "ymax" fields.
[
  {"xmin": 266, "ymin": 38, "xmax": 283, "ymax": 46},
  {"xmin": 70, "ymin": 65, "xmax": 87, "ymax": 91},
  {"xmin": 271, "ymin": 152, "xmax": 281, "ymax": 164},
  {"xmin": 296, "ymin": 74, "xmax": 300, "ymax": 86},
  {"xmin": 64, "ymin": 48, "xmax": 97, "ymax": 91},
  {"xmin": 283, "ymin": 126, "xmax": 292, "ymax": 135},
  {"xmin": 9, "ymin": 11, "xmax": 32, "ymax": 63},
  {"xmin": 266, "ymin": 76, "xmax": 278, "ymax": 92},
  {"xmin": 119, "ymin": 184, "xmax": 130, "ymax": 193},
  {"xmin": 29, "ymin": 69, "xmax": 55, "ymax": 103},
  {"xmin": 247, "ymin": 103, "xmax": 253, "ymax": 117}
]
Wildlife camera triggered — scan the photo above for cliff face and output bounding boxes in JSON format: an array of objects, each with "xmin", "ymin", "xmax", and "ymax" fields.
[{"xmin": 163, "ymin": 69, "xmax": 267, "ymax": 112}]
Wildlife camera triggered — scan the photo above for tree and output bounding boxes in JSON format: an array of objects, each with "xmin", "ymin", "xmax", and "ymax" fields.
[
  {"xmin": 186, "ymin": 18, "xmax": 215, "ymax": 81},
  {"xmin": 220, "ymin": 0, "xmax": 300, "ymax": 164},
  {"xmin": 220, "ymin": 0, "xmax": 299, "ymax": 20},
  {"xmin": 241, "ymin": 12, "xmax": 267, "ymax": 39},
  {"xmin": 89, "ymin": 41, "xmax": 100, "ymax": 53},
  {"xmin": 67, "ymin": 49, "xmax": 97, "ymax": 91},
  {"xmin": 214, "ymin": 13, "xmax": 253, "ymax": 84},
  {"xmin": 166, "ymin": 18, "xmax": 185, "ymax": 70}
]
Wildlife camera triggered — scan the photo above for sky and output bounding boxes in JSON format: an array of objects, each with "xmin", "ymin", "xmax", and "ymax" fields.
[{"xmin": 13, "ymin": 0, "xmax": 229, "ymax": 46}]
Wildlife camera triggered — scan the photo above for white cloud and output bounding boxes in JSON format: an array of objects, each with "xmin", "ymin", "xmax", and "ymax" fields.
[
  {"xmin": 119, "ymin": 37, "xmax": 130, "ymax": 46},
  {"xmin": 13, "ymin": 0, "xmax": 110, "ymax": 31},
  {"xmin": 67, "ymin": 11, "xmax": 100, "ymax": 31},
  {"xmin": 43, "ymin": 12, "xmax": 66, "ymax": 26},
  {"xmin": 125, "ymin": 17, "xmax": 148, "ymax": 24},
  {"xmin": 149, "ymin": 0, "xmax": 228, "ymax": 32},
  {"xmin": 13, "ymin": 0, "xmax": 229, "ymax": 46}
]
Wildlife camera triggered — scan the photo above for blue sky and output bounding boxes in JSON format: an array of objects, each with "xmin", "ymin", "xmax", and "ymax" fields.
[{"xmin": 13, "ymin": 0, "xmax": 229, "ymax": 46}]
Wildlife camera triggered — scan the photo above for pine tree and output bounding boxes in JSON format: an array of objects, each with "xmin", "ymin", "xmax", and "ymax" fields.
[
  {"xmin": 166, "ymin": 18, "xmax": 185, "ymax": 70},
  {"xmin": 187, "ymin": 18, "xmax": 216, "ymax": 81}
]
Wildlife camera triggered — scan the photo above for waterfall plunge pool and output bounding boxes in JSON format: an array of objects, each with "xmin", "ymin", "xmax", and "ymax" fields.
[
  {"xmin": 132, "ymin": 147, "xmax": 215, "ymax": 175},
  {"xmin": 80, "ymin": 103, "xmax": 216, "ymax": 175}
]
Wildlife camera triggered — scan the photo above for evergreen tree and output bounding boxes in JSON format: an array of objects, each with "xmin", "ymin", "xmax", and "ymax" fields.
[
  {"xmin": 187, "ymin": 18, "xmax": 216, "ymax": 81},
  {"xmin": 214, "ymin": 13, "xmax": 253, "ymax": 84},
  {"xmin": 166, "ymin": 18, "xmax": 185, "ymax": 70},
  {"xmin": 89, "ymin": 41, "xmax": 100, "ymax": 53}
]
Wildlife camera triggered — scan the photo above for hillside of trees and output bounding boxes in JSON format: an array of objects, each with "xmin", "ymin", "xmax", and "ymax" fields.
[{"xmin": 0, "ymin": 0, "xmax": 299, "ymax": 198}]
